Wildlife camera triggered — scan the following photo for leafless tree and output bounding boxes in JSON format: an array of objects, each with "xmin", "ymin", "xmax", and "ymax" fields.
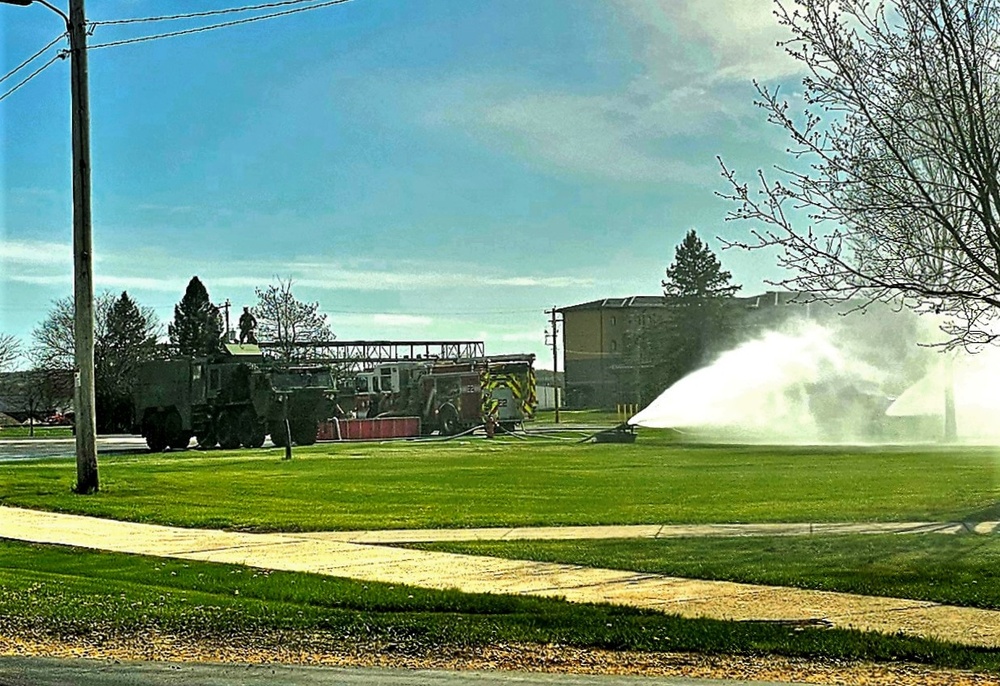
[
  {"xmin": 29, "ymin": 292, "xmax": 116, "ymax": 369},
  {"xmin": 719, "ymin": 0, "xmax": 1000, "ymax": 348},
  {"xmin": 0, "ymin": 333, "xmax": 22, "ymax": 372},
  {"xmin": 254, "ymin": 278, "xmax": 335, "ymax": 361}
]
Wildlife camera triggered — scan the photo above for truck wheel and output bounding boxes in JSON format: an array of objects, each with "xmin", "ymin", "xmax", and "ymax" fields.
[
  {"xmin": 165, "ymin": 410, "xmax": 189, "ymax": 450},
  {"xmin": 291, "ymin": 419, "xmax": 317, "ymax": 446},
  {"xmin": 438, "ymin": 404, "xmax": 460, "ymax": 436},
  {"xmin": 144, "ymin": 413, "xmax": 167, "ymax": 453},
  {"xmin": 217, "ymin": 411, "xmax": 241, "ymax": 450},
  {"xmin": 239, "ymin": 409, "xmax": 266, "ymax": 449},
  {"xmin": 168, "ymin": 432, "xmax": 192, "ymax": 451}
]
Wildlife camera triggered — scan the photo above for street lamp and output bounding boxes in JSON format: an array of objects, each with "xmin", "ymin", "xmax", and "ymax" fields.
[{"xmin": 3, "ymin": 0, "xmax": 98, "ymax": 493}]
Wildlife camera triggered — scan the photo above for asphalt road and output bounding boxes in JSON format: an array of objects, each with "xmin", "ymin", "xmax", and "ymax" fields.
[
  {"xmin": 0, "ymin": 658, "xmax": 798, "ymax": 686},
  {"xmin": 0, "ymin": 435, "xmax": 149, "ymax": 462}
]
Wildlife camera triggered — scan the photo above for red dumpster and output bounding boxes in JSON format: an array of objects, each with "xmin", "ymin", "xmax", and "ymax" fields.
[{"xmin": 317, "ymin": 417, "xmax": 421, "ymax": 441}]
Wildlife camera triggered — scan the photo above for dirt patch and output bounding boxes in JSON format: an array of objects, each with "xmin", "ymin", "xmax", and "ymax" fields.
[{"xmin": 0, "ymin": 632, "xmax": 995, "ymax": 686}]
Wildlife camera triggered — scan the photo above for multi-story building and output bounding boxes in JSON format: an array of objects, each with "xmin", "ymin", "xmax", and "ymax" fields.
[{"xmin": 557, "ymin": 292, "xmax": 814, "ymax": 408}]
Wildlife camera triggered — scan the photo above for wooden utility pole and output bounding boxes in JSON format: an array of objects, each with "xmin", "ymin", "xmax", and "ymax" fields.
[
  {"xmin": 3, "ymin": 0, "xmax": 98, "ymax": 494},
  {"xmin": 69, "ymin": 0, "xmax": 98, "ymax": 493},
  {"xmin": 219, "ymin": 298, "xmax": 232, "ymax": 342},
  {"xmin": 545, "ymin": 307, "xmax": 561, "ymax": 424}
]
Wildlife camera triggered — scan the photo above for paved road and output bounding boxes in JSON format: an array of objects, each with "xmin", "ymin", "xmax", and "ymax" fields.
[
  {"xmin": 4, "ymin": 506, "xmax": 1000, "ymax": 648},
  {"xmin": 0, "ymin": 436, "xmax": 147, "ymax": 462},
  {"xmin": 0, "ymin": 657, "xmax": 797, "ymax": 686}
]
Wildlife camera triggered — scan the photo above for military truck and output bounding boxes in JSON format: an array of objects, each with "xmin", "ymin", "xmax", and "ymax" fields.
[{"xmin": 132, "ymin": 344, "xmax": 336, "ymax": 451}]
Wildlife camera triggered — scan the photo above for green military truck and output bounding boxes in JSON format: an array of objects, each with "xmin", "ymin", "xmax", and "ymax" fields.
[{"xmin": 132, "ymin": 343, "xmax": 336, "ymax": 452}]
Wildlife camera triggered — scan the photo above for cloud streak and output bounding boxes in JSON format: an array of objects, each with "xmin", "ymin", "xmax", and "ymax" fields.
[
  {"xmin": 616, "ymin": 0, "xmax": 801, "ymax": 84},
  {"xmin": 1, "ymin": 239, "xmax": 594, "ymax": 295},
  {"xmin": 427, "ymin": 0, "xmax": 799, "ymax": 184}
]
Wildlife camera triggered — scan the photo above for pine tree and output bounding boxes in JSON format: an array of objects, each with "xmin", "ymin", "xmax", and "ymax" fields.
[
  {"xmin": 169, "ymin": 277, "xmax": 223, "ymax": 357},
  {"xmin": 648, "ymin": 230, "xmax": 741, "ymax": 393},
  {"xmin": 663, "ymin": 230, "xmax": 741, "ymax": 300},
  {"xmin": 101, "ymin": 292, "xmax": 158, "ymax": 392},
  {"xmin": 96, "ymin": 291, "xmax": 159, "ymax": 432}
]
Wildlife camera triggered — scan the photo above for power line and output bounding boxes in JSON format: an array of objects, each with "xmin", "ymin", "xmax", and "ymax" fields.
[
  {"xmin": 324, "ymin": 308, "xmax": 543, "ymax": 316},
  {"xmin": 0, "ymin": 33, "xmax": 67, "ymax": 88},
  {"xmin": 91, "ymin": 0, "xmax": 322, "ymax": 26},
  {"xmin": 89, "ymin": 0, "xmax": 353, "ymax": 51},
  {"xmin": 0, "ymin": 52, "xmax": 66, "ymax": 104}
]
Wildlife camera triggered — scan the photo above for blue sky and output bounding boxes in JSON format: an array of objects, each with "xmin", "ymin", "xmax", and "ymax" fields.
[{"xmin": 1, "ymin": 0, "xmax": 801, "ymax": 368}]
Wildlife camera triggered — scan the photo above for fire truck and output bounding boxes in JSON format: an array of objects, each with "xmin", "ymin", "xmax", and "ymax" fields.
[{"xmin": 350, "ymin": 355, "xmax": 536, "ymax": 435}]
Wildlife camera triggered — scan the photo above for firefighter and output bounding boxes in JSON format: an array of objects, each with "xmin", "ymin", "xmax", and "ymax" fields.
[
  {"xmin": 485, "ymin": 408, "xmax": 497, "ymax": 439},
  {"xmin": 239, "ymin": 306, "xmax": 258, "ymax": 344}
]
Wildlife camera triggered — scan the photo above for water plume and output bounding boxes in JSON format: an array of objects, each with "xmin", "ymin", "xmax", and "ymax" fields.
[
  {"xmin": 887, "ymin": 348, "xmax": 1000, "ymax": 441},
  {"xmin": 628, "ymin": 319, "xmax": 899, "ymax": 443}
]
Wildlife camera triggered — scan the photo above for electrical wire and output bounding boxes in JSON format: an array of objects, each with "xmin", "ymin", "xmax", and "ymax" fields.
[
  {"xmin": 89, "ymin": 0, "xmax": 352, "ymax": 51},
  {"xmin": 91, "ymin": 0, "xmax": 323, "ymax": 26},
  {"xmin": 323, "ymin": 307, "xmax": 541, "ymax": 317},
  {"xmin": 0, "ymin": 33, "xmax": 67, "ymax": 88},
  {"xmin": 0, "ymin": 52, "xmax": 66, "ymax": 104}
]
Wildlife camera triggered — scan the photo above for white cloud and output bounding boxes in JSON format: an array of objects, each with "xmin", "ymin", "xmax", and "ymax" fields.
[
  {"xmin": 615, "ymin": 0, "xmax": 801, "ymax": 83},
  {"xmin": 0, "ymin": 239, "xmax": 71, "ymax": 265},
  {"xmin": 478, "ymin": 92, "xmax": 714, "ymax": 183},
  {"xmin": 0, "ymin": 239, "xmax": 593, "ymax": 296},
  {"xmin": 372, "ymin": 313, "xmax": 433, "ymax": 327},
  {"xmin": 429, "ymin": 1, "xmax": 798, "ymax": 184},
  {"xmin": 6, "ymin": 274, "xmax": 69, "ymax": 287},
  {"xmin": 135, "ymin": 203, "xmax": 197, "ymax": 214},
  {"xmin": 95, "ymin": 274, "xmax": 190, "ymax": 292},
  {"xmin": 498, "ymin": 330, "xmax": 543, "ymax": 343}
]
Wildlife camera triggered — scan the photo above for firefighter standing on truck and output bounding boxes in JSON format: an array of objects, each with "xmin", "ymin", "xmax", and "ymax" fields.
[{"xmin": 239, "ymin": 306, "xmax": 258, "ymax": 344}]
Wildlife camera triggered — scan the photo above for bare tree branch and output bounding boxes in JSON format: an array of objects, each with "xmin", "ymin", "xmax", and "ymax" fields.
[
  {"xmin": 719, "ymin": 0, "xmax": 1000, "ymax": 348},
  {"xmin": 254, "ymin": 278, "xmax": 334, "ymax": 361},
  {"xmin": 0, "ymin": 333, "xmax": 22, "ymax": 372}
]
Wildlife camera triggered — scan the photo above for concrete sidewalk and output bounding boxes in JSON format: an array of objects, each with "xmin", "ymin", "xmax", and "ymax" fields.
[
  {"xmin": 2, "ymin": 506, "xmax": 1000, "ymax": 648},
  {"xmin": 303, "ymin": 520, "xmax": 1000, "ymax": 544}
]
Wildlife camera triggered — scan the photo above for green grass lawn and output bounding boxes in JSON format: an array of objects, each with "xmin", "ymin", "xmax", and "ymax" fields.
[
  {"xmin": 0, "ymin": 426, "xmax": 74, "ymax": 440},
  {"xmin": 414, "ymin": 534, "xmax": 1000, "ymax": 610},
  {"xmin": 2, "ymin": 436, "xmax": 998, "ymax": 530},
  {"xmin": 3, "ymin": 438, "xmax": 1000, "ymax": 671},
  {"xmin": 1, "ymin": 538, "xmax": 998, "ymax": 673}
]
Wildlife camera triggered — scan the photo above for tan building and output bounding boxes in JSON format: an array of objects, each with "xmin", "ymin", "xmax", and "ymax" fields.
[
  {"xmin": 557, "ymin": 292, "xmax": 811, "ymax": 408},
  {"xmin": 557, "ymin": 296, "xmax": 668, "ymax": 409}
]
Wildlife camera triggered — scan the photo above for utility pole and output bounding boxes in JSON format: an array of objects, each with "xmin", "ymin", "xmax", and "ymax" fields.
[
  {"xmin": 69, "ymin": 0, "xmax": 98, "ymax": 493},
  {"xmin": 545, "ymin": 306, "xmax": 561, "ymax": 424},
  {"xmin": 219, "ymin": 298, "xmax": 232, "ymax": 342},
  {"xmin": 1, "ymin": 0, "xmax": 99, "ymax": 492}
]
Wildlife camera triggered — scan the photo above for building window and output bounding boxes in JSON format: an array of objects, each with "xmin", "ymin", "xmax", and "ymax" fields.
[{"xmin": 610, "ymin": 315, "xmax": 617, "ymax": 326}]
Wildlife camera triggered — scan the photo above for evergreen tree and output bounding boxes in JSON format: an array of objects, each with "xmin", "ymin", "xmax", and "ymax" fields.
[
  {"xmin": 629, "ymin": 231, "xmax": 741, "ymax": 400},
  {"xmin": 663, "ymin": 230, "xmax": 741, "ymax": 301},
  {"xmin": 169, "ymin": 277, "xmax": 222, "ymax": 357},
  {"xmin": 31, "ymin": 292, "xmax": 159, "ymax": 433},
  {"xmin": 661, "ymin": 230, "xmax": 741, "ymax": 387},
  {"xmin": 95, "ymin": 291, "xmax": 159, "ymax": 433}
]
